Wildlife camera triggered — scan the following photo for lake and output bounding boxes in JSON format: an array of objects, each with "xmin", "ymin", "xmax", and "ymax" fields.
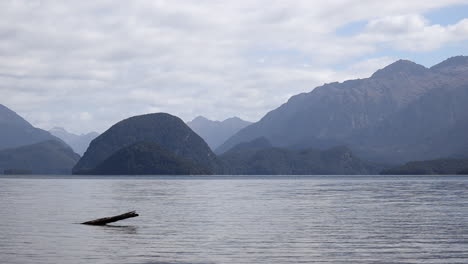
[{"xmin": 0, "ymin": 176, "xmax": 467, "ymax": 264}]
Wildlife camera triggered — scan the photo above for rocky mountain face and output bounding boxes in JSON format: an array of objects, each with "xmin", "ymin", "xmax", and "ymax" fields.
[
  {"xmin": 85, "ymin": 141, "xmax": 211, "ymax": 175},
  {"xmin": 49, "ymin": 127, "xmax": 99, "ymax": 155},
  {"xmin": 219, "ymin": 138, "xmax": 379, "ymax": 175},
  {"xmin": 216, "ymin": 56, "xmax": 468, "ymax": 164},
  {"xmin": 187, "ymin": 116, "xmax": 251, "ymax": 150},
  {"xmin": 0, "ymin": 140, "xmax": 80, "ymax": 175},
  {"xmin": 73, "ymin": 113, "xmax": 221, "ymax": 175},
  {"xmin": 0, "ymin": 104, "xmax": 60, "ymax": 150}
]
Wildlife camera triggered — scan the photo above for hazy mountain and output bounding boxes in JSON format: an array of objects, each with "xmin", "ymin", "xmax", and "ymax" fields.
[
  {"xmin": 381, "ymin": 158, "xmax": 468, "ymax": 175},
  {"xmin": 49, "ymin": 127, "xmax": 99, "ymax": 155},
  {"xmin": 73, "ymin": 113, "xmax": 221, "ymax": 174},
  {"xmin": 352, "ymin": 78, "xmax": 468, "ymax": 162},
  {"xmin": 86, "ymin": 141, "xmax": 211, "ymax": 175},
  {"xmin": 223, "ymin": 137, "xmax": 273, "ymax": 154},
  {"xmin": 450, "ymin": 149, "xmax": 468, "ymax": 159},
  {"xmin": 220, "ymin": 137, "xmax": 379, "ymax": 175},
  {"xmin": 216, "ymin": 56, "xmax": 468, "ymax": 164},
  {"xmin": 0, "ymin": 104, "xmax": 60, "ymax": 150},
  {"xmin": 187, "ymin": 116, "xmax": 251, "ymax": 150},
  {"xmin": 0, "ymin": 140, "xmax": 80, "ymax": 175}
]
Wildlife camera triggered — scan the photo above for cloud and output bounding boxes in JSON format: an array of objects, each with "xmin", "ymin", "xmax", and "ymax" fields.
[
  {"xmin": 79, "ymin": 112, "xmax": 93, "ymax": 121},
  {"xmin": 357, "ymin": 14, "xmax": 468, "ymax": 51},
  {"xmin": 366, "ymin": 14, "xmax": 429, "ymax": 34},
  {"xmin": 0, "ymin": 0, "xmax": 467, "ymax": 133}
]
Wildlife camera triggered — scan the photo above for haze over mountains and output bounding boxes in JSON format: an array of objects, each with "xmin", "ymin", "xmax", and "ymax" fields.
[
  {"xmin": 0, "ymin": 140, "xmax": 80, "ymax": 174},
  {"xmin": 0, "ymin": 104, "xmax": 79, "ymax": 174},
  {"xmin": 220, "ymin": 137, "xmax": 378, "ymax": 175},
  {"xmin": 217, "ymin": 56, "xmax": 468, "ymax": 164},
  {"xmin": 187, "ymin": 116, "xmax": 251, "ymax": 150},
  {"xmin": 73, "ymin": 113, "xmax": 374, "ymax": 175},
  {"xmin": 0, "ymin": 104, "xmax": 60, "ymax": 150},
  {"xmin": 2, "ymin": 56, "xmax": 468, "ymax": 175},
  {"xmin": 49, "ymin": 127, "xmax": 99, "ymax": 156}
]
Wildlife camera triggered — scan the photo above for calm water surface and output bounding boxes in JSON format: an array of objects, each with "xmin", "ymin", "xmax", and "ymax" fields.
[{"xmin": 0, "ymin": 176, "xmax": 467, "ymax": 264}]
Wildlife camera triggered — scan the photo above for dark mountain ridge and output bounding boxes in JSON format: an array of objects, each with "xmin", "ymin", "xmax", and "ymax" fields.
[
  {"xmin": 86, "ymin": 141, "xmax": 211, "ymax": 175},
  {"xmin": 73, "ymin": 113, "xmax": 221, "ymax": 174}
]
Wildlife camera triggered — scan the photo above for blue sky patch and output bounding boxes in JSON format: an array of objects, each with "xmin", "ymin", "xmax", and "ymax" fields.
[{"xmin": 425, "ymin": 4, "xmax": 468, "ymax": 26}]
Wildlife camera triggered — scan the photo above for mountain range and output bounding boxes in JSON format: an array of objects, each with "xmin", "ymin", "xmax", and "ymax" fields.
[
  {"xmin": 72, "ymin": 112, "xmax": 374, "ymax": 175},
  {"xmin": 187, "ymin": 116, "xmax": 251, "ymax": 150},
  {"xmin": 216, "ymin": 56, "xmax": 468, "ymax": 164},
  {"xmin": 2, "ymin": 55, "xmax": 468, "ymax": 175}
]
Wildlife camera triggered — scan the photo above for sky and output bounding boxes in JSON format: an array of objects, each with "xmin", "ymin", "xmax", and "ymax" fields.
[{"xmin": 1, "ymin": 0, "xmax": 468, "ymax": 134}]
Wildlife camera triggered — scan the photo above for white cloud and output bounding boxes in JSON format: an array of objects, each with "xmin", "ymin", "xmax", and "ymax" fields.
[
  {"xmin": 0, "ymin": 0, "xmax": 467, "ymax": 133},
  {"xmin": 79, "ymin": 112, "xmax": 93, "ymax": 121},
  {"xmin": 366, "ymin": 14, "xmax": 429, "ymax": 34},
  {"xmin": 357, "ymin": 15, "xmax": 468, "ymax": 51}
]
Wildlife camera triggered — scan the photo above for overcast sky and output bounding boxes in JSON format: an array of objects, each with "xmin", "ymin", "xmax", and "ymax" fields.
[{"xmin": 1, "ymin": 0, "xmax": 468, "ymax": 134}]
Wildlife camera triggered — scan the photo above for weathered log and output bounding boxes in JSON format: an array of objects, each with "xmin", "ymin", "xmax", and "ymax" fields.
[{"xmin": 81, "ymin": 211, "xmax": 139, "ymax": 225}]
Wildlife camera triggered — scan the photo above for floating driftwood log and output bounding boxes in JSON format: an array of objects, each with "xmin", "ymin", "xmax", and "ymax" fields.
[{"xmin": 81, "ymin": 211, "xmax": 139, "ymax": 225}]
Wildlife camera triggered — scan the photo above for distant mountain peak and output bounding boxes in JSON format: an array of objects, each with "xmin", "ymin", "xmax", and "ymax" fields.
[
  {"xmin": 48, "ymin": 126, "xmax": 99, "ymax": 155},
  {"xmin": 190, "ymin": 115, "xmax": 250, "ymax": 124},
  {"xmin": 223, "ymin": 116, "xmax": 248, "ymax": 123},
  {"xmin": 187, "ymin": 116, "xmax": 252, "ymax": 150},
  {"xmin": 430, "ymin": 55, "xmax": 468, "ymax": 72},
  {"xmin": 371, "ymin": 59, "xmax": 428, "ymax": 79},
  {"xmin": 191, "ymin": 116, "xmax": 210, "ymax": 122}
]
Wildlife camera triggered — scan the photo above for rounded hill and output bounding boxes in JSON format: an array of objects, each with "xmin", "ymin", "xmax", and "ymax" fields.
[{"xmin": 73, "ymin": 113, "xmax": 220, "ymax": 174}]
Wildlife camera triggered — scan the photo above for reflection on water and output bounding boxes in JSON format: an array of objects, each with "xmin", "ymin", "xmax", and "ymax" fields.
[
  {"xmin": 100, "ymin": 225, "xmax": 139, "ymax": 235},
  {"xmin": 0, "ymin": 176, "xmax": 467, "ymax": 264}
]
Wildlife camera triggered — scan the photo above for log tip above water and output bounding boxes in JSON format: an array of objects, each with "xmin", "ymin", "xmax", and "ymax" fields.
[{"xmin": 81, "ymin": 211, "xmax": 139, "ymax": 225}]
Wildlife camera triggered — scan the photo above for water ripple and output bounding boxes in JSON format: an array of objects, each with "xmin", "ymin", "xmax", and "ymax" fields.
[{"xmin": 0, "ymin": 176, "xmax": 467, "ymax": 264}]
